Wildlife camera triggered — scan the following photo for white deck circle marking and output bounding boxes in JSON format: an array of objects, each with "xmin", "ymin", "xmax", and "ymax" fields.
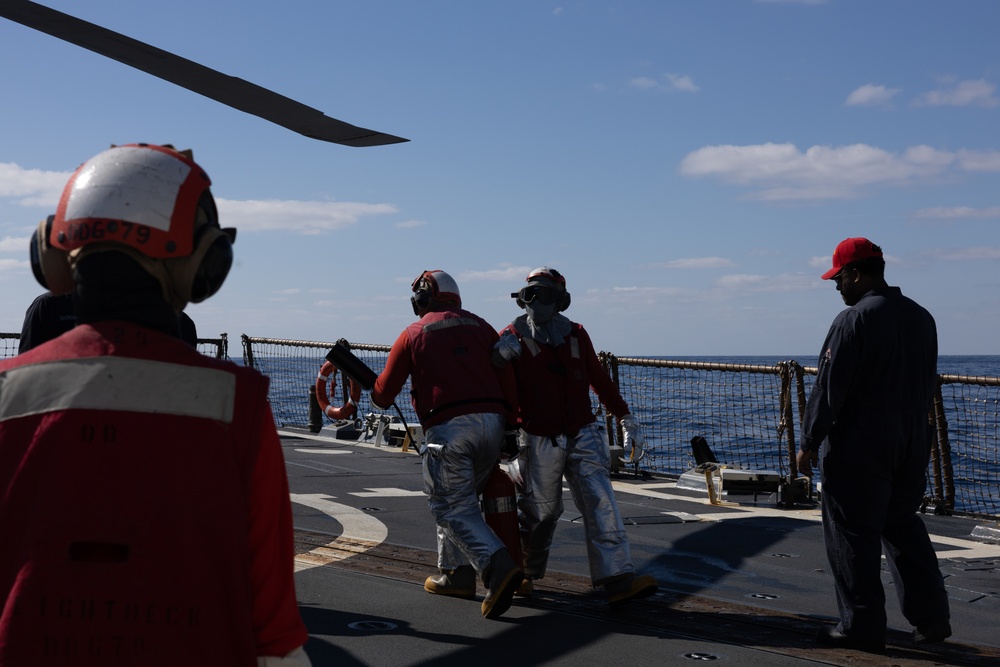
[{"xmin": 291, "ymin": 493, "xmax": 388, "ymax": 571}]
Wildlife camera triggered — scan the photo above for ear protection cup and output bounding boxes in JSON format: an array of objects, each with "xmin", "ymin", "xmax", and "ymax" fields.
[
  {"xmin": 411, "ymin": 290, "xmax": 431, "ymax": 316},
  {"xmin": 29, "ymin": 216, "xmax": 74, "ymax": 294},
  {"xmin": 164, "ymin": 224, "xmax": 236, "ymax": 308},
  {"xmin": 559, "ymin": 291, "xmax": 571, "ymax": 312}
]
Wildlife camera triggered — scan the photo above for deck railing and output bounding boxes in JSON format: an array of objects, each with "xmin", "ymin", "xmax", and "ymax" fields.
[
  {"xmin": 2, "ymin": 331, "xmax": 997, "ymax": 519},
  {"xmin": 238, "ymin": 336, "xmax": 1000, "ymax": 520},
  {"xmin": 0, "ymin": 332, "xmax": 230, "ymax": 361}
]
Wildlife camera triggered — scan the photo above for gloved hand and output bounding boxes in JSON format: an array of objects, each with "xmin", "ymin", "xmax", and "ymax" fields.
[
  {"xmin": 620, "ymin": 413, "xmax": 647, "ymax": 463},
  {"xmin": 491, "ymin": 332, "xmax": 522, "ymax": 368},
  {"xmin": 500, "ymin": 429, "xmax": 520, "ymax": 462}
]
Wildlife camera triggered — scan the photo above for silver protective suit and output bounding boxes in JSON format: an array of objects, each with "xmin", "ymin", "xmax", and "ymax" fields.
[
  {"xmin": 423, "ymin": 412, "xmax": 506, "ymax": 576},
  {"xmin": 515, "ymin": 422, "xmax": 634, "ymax": 584}
]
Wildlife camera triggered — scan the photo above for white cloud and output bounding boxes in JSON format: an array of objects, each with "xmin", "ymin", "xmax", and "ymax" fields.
[
  {"xmin": 0, "ymin": 163, "xmax": 71, "ymax": 208},
  {"xmin": 395, "ymin": 219, "xmax": 428, "ymax": 229},
  {"xmin": 649, "ymin": 257, "xmax": 735, "ymax": 269},
  {"xmin": 716, "ymin": 274, "xmax": 767, "ymax": 288},
  {"xmin": 931, "ymin": 246, "xmax": 1000, "ymax": 261},
  {"xmin": 679, "ymin": 142, "xmax": 997, "ymax": 201},
  {"xmin": 915, "ymin": 79, "xmax": 999, "ymax": 108},
  {"xmin": 0, "ymin": 258, "xmax": 28, "ymax": 273},
  {"xmin": 216, "ymin": 198, "xmax": 397, "ymax": 234},
  {"xmin": 808, "ymin": 255, "xmax": 831, "ymax": 269},
  {"xmin": 912, "ymin": 206, "xmax": 1000, "ymax": 221},
  {"xmin": 845, "ymin": 83, "xmax": 901, "ymax": 107},
  {"xmin": 628, "ymin": 73, "xmax": 699, "ymax": 93},
  {"xmin": 0, "ymin": 236, "xmax": 30, "ymax": 254},
  {"xmin": 583, "ymin": 285, "xmax": 688, "ymax": 302},
  {"xmin": 460, "ymin": 264, "xmax": 533, "ymax": 282},
  {"xmin": 0, "ymin": 162, "xmax": 401, "ymax": 234},
  {"xmin": 956, "ymin": 149, "xmax": 1000, "ymax": 172},
  {"xmin": 715, "ymin": 272, "xmax": 817, "ymax": 292}
]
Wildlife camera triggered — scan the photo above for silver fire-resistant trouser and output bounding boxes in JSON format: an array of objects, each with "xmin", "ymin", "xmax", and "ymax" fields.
[
  {"xmin": 423, "ymin": 412, "xmax": 506, "ymax": 577},
  {"xmin": 515, "ymin": 421, "xmax": 634, "ymax": 585}
]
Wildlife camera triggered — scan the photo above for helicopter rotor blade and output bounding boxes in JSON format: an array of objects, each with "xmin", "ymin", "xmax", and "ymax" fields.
[{"xmin": 0, "ymin": 0, "xmax": 408, "ymax": 147}]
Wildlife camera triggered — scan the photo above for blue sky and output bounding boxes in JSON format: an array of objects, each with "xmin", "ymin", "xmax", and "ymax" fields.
[{"xmin": 1, "ymin": 0, "xmax": 998, "ymax": 356}]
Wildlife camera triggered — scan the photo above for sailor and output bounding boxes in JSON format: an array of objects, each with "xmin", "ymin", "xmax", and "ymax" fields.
[
  {"xmin": 370, "ymin": 270, "xmax": 523, "ymax": 619},
  {"xmin": 798, "ymin": 238, "xmax": 951, "ymax": 652},
  {"xmin": 0, "ymin": 144, "xmax": 311, "ymax": 665},
  {"xmin": 17, "ymin": 290, "xmax": 76, "ymax": 353},
  {"xmin": 494, "ymin": 267, "xmax": 658, "ymax": 604},
  {"xmin": 18, "ymin": 291, "xmax": 198, "ymax": 352}
]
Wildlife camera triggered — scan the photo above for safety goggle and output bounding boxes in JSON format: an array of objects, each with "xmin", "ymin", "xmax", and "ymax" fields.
[{"xmin": 514, "ymin": 284, "xmax": 560, "ymax": 305}]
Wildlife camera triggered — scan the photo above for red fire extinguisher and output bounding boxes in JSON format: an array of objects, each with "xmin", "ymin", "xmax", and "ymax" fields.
[{"xmin": 482, "ymin": 462, "xmax": 523, "ymax": 567}]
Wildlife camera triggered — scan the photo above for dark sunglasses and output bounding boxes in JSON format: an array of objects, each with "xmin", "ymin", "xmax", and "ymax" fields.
[
  {"xmin": 514, "ymin": 284, "xmax": 560, "ymax": 305},
  {"xmin": 832, "ymin": 266, "xmax": 856, "ymax": 285}
]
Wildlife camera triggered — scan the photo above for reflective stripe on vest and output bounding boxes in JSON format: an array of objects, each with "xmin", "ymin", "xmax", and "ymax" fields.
[
  {"xmin": 0, "ymin": 357, "xmax": 237, "ymax": 424},
  {"xmin": 422, "ymin": 316, "xmax": 480, "ymax": 333}
]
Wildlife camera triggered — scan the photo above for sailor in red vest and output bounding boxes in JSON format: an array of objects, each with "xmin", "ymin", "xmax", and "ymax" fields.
[
  {"xmin": 0, "ymin": 144, "xmax": 311, "ymax": 666},
  {"xmin": 495, "ymin": 267, "xmax": 658, "ymax": 605},
  {"xmin": 370, "ymin": 270, "xmax": 523, "ymax": 619}
]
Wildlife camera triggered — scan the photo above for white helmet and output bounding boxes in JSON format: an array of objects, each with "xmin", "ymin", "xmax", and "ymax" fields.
[
  {"xmin": 410, "ymin": 269, "xmax": 461, "ymax": 315},
  {"xmin": 512, "ymin": 266, "xmax": 571, "ymax": 312},
  {"xmin": 30, "ymin": 143, "xmax": 236, "ymax": 310}
]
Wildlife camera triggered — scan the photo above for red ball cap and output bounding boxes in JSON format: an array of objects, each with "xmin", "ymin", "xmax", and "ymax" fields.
[{"xmin": 821, "ymin": 237, "xmax": 883, "ymax": 280}]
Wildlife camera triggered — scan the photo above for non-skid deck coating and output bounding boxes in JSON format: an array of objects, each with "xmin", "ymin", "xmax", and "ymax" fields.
[{"xmin": 282, "ymin": 428, "xmax": 1000, "ymax": 666}]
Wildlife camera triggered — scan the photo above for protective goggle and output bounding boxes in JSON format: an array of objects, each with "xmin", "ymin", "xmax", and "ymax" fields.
[{"xmin": 514, "ymin": 284, "xmax": 560, "ymax": 305}]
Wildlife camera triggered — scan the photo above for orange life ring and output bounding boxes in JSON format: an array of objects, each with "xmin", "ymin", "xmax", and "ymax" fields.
[{"xmin": 316, "ymin": 361, "xmax": 361, "ymax": 421}]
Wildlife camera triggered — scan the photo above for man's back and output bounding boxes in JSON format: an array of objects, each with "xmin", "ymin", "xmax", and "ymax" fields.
[
  {"xmin": 834, "ymin": 286, "xmax": 937, "ymax": 421},
  {"xmin": 404, "ymin": 307, "xmax": 506, "ymax": 426},
  {"xmin": 18, "ymin": 291, "xmax": 77, "ymax": 353},
  {"xmin": 0, "ymin": 322, "xmax": 289, "ymax": 664}
]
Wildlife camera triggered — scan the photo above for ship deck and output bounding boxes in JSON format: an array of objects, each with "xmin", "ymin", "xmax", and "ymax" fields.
[{"xmin": 282, "ymin": 428, "xmax": 1000, "ymax": 666}]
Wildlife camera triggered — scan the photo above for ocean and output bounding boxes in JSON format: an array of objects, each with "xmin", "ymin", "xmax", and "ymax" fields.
[{"xmin": 254, "ymin": 350, "xmax": 999, "ymax": 516}]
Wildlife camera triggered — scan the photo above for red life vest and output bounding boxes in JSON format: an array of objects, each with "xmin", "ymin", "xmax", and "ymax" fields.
[
  {"xmin": 504, "ymin": 323, "xmax": 627, "ymax": 437},
  {"xmin": 405, "ymin": 308, "xmax": 508, "ymax": 427},
  {"xmin": 0, "ymin": 322, "xmax": 292, "ymax": 665}
]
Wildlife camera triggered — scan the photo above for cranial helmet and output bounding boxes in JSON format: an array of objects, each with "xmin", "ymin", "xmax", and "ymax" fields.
[
  {"xmin": 410, "ymin": 269, "xmax": 461, "ymax": 315},
  {"xmin": 30, "ymin": 143, "xmax": 236, "ymax": 310},
  {"xmin": 512, "ymin": 266, "xmax": 571, "ymax": 312}
]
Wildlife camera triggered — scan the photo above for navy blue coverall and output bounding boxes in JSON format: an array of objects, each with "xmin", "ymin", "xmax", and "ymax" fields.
[{"xmin": 801, "ymin": 285, "xmax": 949, "ymax": 643}]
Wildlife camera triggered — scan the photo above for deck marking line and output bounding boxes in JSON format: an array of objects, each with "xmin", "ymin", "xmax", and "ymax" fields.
[
  {"xmin": 350, "ymin": 487, "xmax": 426, "ymax": 498},
  {"xmin": 293, "ymin": 448, "xmax": 352, "ymax": 455},
  {"xmin": 290, "ymin": 493, "xmax": 388, "ymax": 571}
]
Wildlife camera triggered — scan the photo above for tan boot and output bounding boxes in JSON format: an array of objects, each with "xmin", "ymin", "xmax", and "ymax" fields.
[
  {"xmin": 514, "ymin": 578, "xmax": 534, "ymax": 597},
  {"xmin": 424, "ymin": 565, "xmax": 476, "ymax": 599},
  {"xmin": 481, "ymin": 549, "xmax": 523, "ymax": 619}
]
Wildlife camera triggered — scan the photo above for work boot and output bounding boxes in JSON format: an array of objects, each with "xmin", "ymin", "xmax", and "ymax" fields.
[
  {"xmin": 913, "ymin": 619, "xmax": 952, "ymax": 644},
  {"xmin": 815, "ymin": 626, "xmax": 885, "ymax": 654},
  {"xmin": 604, "ymin": 573, "xmax": 658, "ymax": 606},
  {"xmin": 481, "ymin": 549, "xmax": 523, "ymax": 619},
  {"xmin": 424, "ymin": 565, "xmax": 476, "ymax": 600},
  {"xmin": 514, "ymin": 578, "xmax": 534, "ymax": 598}
]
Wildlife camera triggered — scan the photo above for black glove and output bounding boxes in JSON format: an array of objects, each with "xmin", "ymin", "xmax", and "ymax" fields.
[{"xmin": 500, "ymin": 429, "xmax": 520, "ymax": 461}]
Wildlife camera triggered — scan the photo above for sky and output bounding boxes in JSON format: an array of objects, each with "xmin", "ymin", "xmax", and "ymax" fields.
[{"xmin": 1, "ymin": 0, "xmax": 998, "ymax": 357}]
